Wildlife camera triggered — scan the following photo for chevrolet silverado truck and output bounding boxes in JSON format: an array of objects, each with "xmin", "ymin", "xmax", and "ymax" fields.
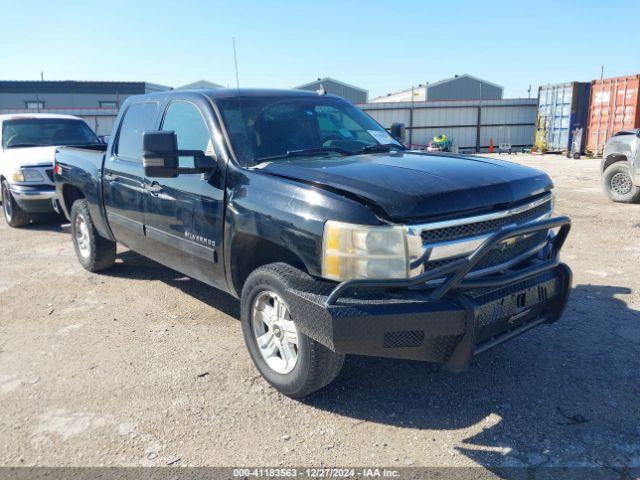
[
  {"xmin": 601, "ymin": 129, "xmax": 640, "ymax": 203},
  {"xmin": 0, "ymin": 113, "xmax": 100, "ymax": 227},
  {"xmin": 54, "ymin": 89, "xmax": 572, "ymax": 397}
]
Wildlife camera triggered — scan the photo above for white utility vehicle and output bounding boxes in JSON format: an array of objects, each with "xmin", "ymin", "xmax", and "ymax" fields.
[{"xmin": 0, "ymin": 114, "xmax": 99, "ymax": 227}]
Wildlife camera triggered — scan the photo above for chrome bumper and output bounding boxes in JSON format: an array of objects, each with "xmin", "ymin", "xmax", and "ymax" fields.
[{"xmin": 10, "ymin": 184, "xmax": 57, "ymax": 201}]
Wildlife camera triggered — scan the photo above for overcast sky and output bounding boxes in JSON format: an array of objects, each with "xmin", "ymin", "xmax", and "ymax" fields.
[{"xmin": 2, "ymin": 0, "xmax": 639, "ymax": 99}]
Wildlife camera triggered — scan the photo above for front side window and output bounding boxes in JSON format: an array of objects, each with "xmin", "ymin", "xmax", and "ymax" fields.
[
  {"xmin": 161, "ymin": 101, "xmax": 211, "ymax": 168},
  {"xmin": 215, "ymin": 95, "xmax": 400, "ymax": 165},
  {"xmin": 2, "ymin": 118, "xmax": 99, "ymax": 149},
  {"xmin": 116, "ymin": 102, "xmax": 158, "ymax": 161}
]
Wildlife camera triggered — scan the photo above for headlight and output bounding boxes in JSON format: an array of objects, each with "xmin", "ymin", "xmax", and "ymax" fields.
[
  {"xmin": 322, "ymin": 221, "xmax": 408, "ymax": 281},
  {"xmin": 11, "ymin": 169, "xmax": 45, "ymax": 183}
]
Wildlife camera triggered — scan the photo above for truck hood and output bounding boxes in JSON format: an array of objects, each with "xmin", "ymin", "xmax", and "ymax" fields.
[
  {"xmin": 1, "ymin": 146, "xmax": 57, "ymax": 169},
  {"xmin": 258, "ymin": 151, "xmax": 553, "ymax": 221}
]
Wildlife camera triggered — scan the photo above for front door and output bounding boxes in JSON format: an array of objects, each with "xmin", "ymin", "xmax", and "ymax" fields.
[
  {"xmin": 143, "ymin": 98, "xmax": 226, "ymax": 288},
  {"xmin": 103, "ymin": 101, "xmax": 159, "ymax": 252}
]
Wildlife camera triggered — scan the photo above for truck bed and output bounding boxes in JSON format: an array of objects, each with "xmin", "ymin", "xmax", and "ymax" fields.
[{"xmin": 54, "ymin": 144, "xmax": 110, "ymax": 238}]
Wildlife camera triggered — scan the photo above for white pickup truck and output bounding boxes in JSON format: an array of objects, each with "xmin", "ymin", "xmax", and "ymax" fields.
[{"xmin": 0, "ymin": 113, "xmax": 100, "ymax": 227}]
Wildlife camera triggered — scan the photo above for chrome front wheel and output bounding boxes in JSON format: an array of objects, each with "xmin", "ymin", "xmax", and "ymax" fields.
[
  {"xmin": 2, "ymin": 182, "xmax": 12, "ymax": 222},
  {"xmin": 251, "ymin": 290, "xmax": 299, "ymax": 374}
]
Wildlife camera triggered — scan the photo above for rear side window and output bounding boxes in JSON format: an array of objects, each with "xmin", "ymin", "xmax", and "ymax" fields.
[{"xmin": 116, "ymin": 102, "xmax": 158, "ymax": 161}]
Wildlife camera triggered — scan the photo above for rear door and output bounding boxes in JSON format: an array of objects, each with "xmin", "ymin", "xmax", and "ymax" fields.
[
  {"xmin": 142, "ymin": 97, "xmax": 227, "ymax": 288},
  {"xmin": 102, "ymin": 101, "xmax": 158, "ymax": 251}
]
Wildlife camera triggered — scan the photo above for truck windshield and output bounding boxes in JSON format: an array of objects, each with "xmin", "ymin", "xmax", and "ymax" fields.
[
  {"xmin": 215, "ymin": 95, "xmax": 403, "ymax": 165},
  {"xmin": 2, "ymin": 118, "xmax": 99, "ymax": 149}
]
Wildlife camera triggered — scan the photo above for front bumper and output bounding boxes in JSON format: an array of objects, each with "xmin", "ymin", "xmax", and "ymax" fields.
[
  {"xmin": 282, "ymin": 217, "xmax": 572, "ymax": 371},
  {"xmin": 9, "ymin": 184, "xmax": 58, "ymax": 213}
]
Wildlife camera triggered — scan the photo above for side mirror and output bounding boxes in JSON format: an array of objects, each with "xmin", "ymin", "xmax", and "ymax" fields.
[
  {"xmin": 142, "ymin": 131, "xmax": 214, "ymax": 178},
  {"xmin": 142, "ymin": 131, "xmax": 179, "ymax": 178},
  {"xmin": 99, "ymin": 135, "xmax": 111, "ymax": 145},
  {"xmin": 390, "ymin": 122, "xmax": 406, "ymax": 142}
]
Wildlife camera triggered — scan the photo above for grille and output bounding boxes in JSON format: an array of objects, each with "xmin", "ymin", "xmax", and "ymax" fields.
[
  {"xmin": 383, "ymin": 330, "xmax": 425, "ymax": 348},
  {"xmin": 421, "ymin": 198, "xmax": 551, "ymax": 243},
  {"xmin": 45, "ymin": 169, "xmax": 54, "ymax": 182},
  {"xmin": 424, "ymin": 230, "xmax": 547, "ymax": 274},
  {"xmin": 473, "ymin": 231, "xmax": 547, "ymax": 271}
]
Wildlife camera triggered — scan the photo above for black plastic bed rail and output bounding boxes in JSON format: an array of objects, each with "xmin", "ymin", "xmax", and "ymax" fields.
[{"xmin": 325, "ymin": 216, "xmax": 571, "ymax": 307}]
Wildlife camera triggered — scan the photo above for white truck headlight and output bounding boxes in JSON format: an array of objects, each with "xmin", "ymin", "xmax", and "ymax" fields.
[
  {"xmin": 322, "ymin": 221, "xmax": 408, "ymax": 281},
  {"xmin": 11, "ymin": 169, "xmax": 45, "ymax": 183}
]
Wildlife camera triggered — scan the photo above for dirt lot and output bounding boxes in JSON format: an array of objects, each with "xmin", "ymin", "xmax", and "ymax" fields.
[{"xmin": 0, "ymin": 154, "xmax": 639, "ymax": 473}]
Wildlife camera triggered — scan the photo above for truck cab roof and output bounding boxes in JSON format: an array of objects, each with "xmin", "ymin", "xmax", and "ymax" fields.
[{"xmin": 124, "ymin": 87, "xmax": 331, "ymax": 104}]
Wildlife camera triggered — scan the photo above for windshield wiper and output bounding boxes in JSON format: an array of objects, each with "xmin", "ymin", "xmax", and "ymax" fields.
[
  {"xmin": 359, "ymin": 143, "xmax": 407, "ymax": 154},
  {"xmin": 5, "ymin": 143, "xmax": 41, "ymax": 149},
  {"xmin": 254, "ymin": 147, "xmax": 352, "ymax": 163}
]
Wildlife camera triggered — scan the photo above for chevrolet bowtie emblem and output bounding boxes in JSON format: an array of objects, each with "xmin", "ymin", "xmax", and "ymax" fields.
[{"xmin": 497, "ymin": 236, "xmax": 519, "ymax": 251}]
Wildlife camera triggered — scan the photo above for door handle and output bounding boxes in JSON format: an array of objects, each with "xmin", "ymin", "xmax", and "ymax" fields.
[
  {"xmin": 103, "ymin": 173, "xmax": 117, "ymax": 182},
  {"xmin": 146, "ymin": 183, "xmax": 163, "ymax": 195}
]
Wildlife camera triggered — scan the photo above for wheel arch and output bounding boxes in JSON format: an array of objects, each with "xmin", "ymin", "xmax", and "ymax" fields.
[
  {"xmin": 228, "ymin": 232, "xmax": 309, "ymax": 298},
  {"xmin": 60, "ymin": 184, "xmax": 85, "ymax": 218},
  {"xmin": 603, "ymin": 153, "xmax": 628, "ymax": 172}
]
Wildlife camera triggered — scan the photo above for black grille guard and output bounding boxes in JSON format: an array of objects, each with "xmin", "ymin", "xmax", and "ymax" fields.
[{"xmin": 325, "ymin": 216, "xmax": 571, "ymax": 306}]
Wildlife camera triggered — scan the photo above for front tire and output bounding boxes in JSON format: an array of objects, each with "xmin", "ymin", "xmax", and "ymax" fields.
[
  {"xmin": 603, "ymin": 162, "xmax": 640, "ymax": 203},
  {"xmin": 70, "ymin": 199, "xmax": 116, "ymax": 272},
  {"xmin": 1, "ymin": 180, "xmax": 29, "ymax": 228},
  {"xmin": 241, "ymin": 263, "xmax": 344, "ymax": 398}
]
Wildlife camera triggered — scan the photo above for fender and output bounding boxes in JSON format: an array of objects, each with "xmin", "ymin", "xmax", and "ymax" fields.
[{"xmin": 222, "ymin": 164, "xmax": 382, "ymax": 296}]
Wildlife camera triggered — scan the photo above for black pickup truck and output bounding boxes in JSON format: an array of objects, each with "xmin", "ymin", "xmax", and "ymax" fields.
[{"xmin": 54, "ymin": 88, "xmax": 572, "ymax": 397}]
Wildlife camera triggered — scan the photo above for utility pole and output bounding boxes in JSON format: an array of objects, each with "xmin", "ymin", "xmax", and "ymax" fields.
[
  {"xmin": 600, "ymin": 65, "xmax": 604, "ymax": 81},
  {"xmin": 409, "ymin": 85, "xmax": 415, "ymax": 147}
]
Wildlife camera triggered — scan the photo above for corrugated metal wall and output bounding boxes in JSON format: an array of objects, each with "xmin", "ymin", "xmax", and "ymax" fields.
[
  {"xmin": 586, "ymin": 74, "xmax": 640, "ymax": 156},
  {"xmin": 360, "ymin": 99, "xmax": 537, "ymax": 151},
  {"xmin": 536, "ymin": 82, "xmax": 590, "ymax": 153}
]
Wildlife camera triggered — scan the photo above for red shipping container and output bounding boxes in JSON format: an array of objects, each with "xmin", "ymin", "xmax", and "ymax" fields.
[{"xmin": 586, "ymin": 74, "xmax": 640, "ymax": 156}]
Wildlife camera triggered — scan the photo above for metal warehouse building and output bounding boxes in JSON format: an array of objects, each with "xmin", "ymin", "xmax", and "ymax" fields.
[
  {"xmin": 361, "ymin": 98, "xmax": 537, "ymax": 152},
  {"xmin": 0, "ymin": 81, "xmax": 171, "ymax": 135},
  {"xmin": 370, "ymin": 74, "xmax": 504, "ymax": 103},
  {"xmin": 295, "ymin": 77, "xmax": 368, "ymax": 104},
  {"xmin": 176, "ymin": 79, "xmax": 224, "ymax": 90}
]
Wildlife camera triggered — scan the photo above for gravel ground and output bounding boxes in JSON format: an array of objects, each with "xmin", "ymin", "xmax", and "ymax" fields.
[{"xmin": 0, "ymin": 154, "xmax": 639, "ymax": 474}]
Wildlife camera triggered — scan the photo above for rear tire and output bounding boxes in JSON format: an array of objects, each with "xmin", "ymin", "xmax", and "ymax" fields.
[
  {"xmin": 602, "ymin": 162, "xmax": 640, "ymax": 203},
  {"xmin": 1, "ymin": 180, "xmax": 29, "ymax": 228},
  {"xmin": 70, "ymin": 199, "xmax": 116, "ymax": 271},
  {"xmin": 241, "ymin": 263, "xmax": 344, "ymax": 398}
]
